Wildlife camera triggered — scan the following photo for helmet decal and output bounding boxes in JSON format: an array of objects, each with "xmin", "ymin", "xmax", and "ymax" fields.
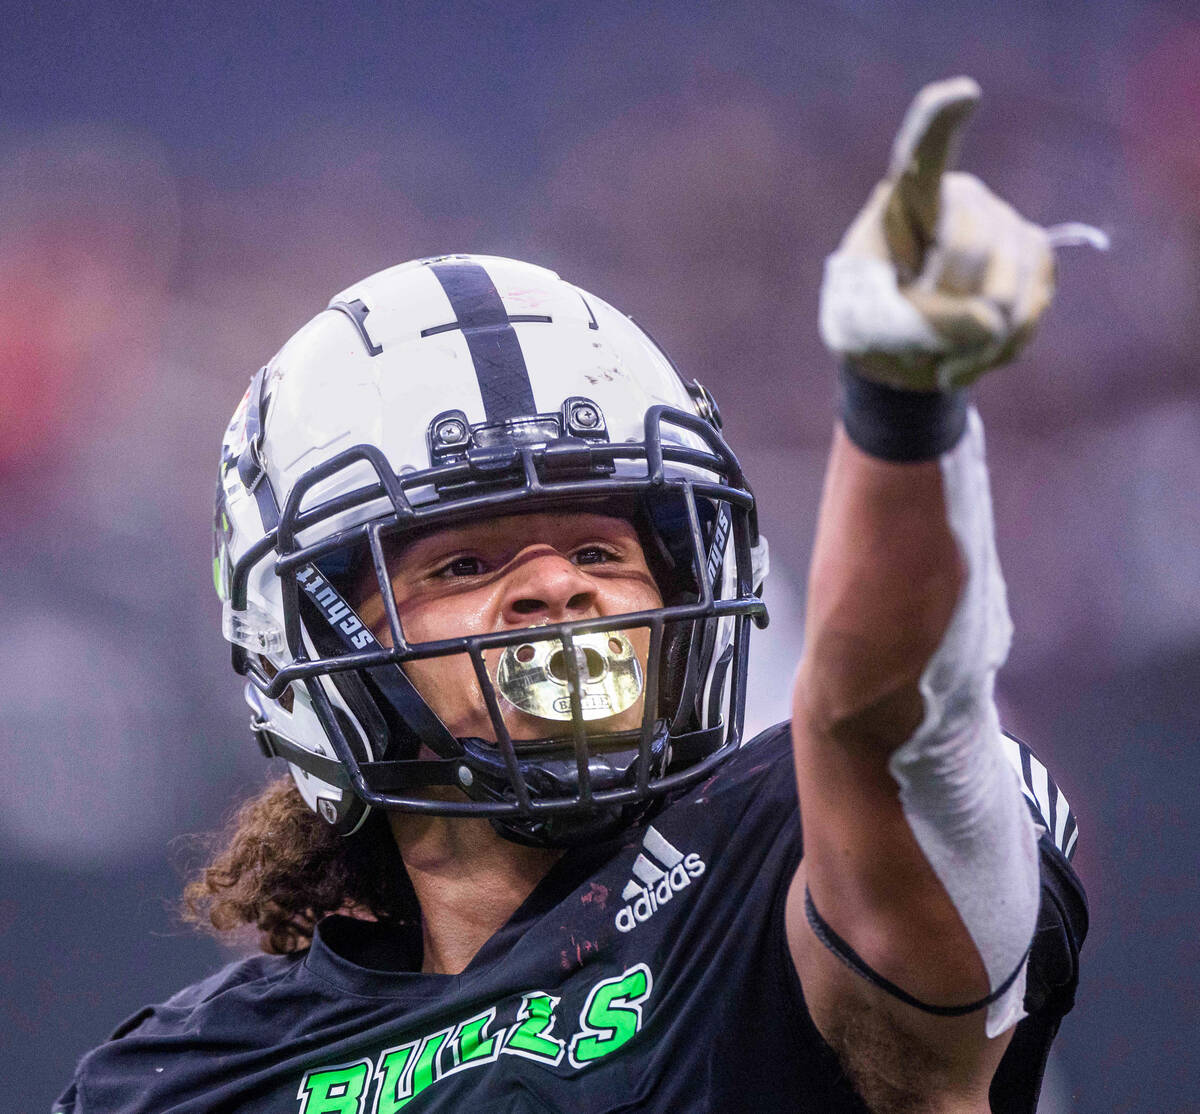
[
  {"xmin": 327, "ymin": 297, "xmax": 383, "ymax": 357},
  {"xmin": 427, "ymin": 259, "xmax": 542, "ymax": 421}
]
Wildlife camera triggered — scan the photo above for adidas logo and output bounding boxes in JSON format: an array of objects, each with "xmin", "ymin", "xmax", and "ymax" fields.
[{"xmin": 614, "ymin": 825, "xmax": 706, "ymax": 934}]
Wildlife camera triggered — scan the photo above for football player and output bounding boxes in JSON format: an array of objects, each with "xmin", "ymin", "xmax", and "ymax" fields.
[{"xmin": 57, "ymin": 78, "xmax": 1086, "ymax": 1113}]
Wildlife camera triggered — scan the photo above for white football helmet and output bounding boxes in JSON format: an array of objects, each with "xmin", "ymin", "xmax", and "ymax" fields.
[{"xmin": 213, "ymin": 255, "xmax": 768, "ymax": 845}]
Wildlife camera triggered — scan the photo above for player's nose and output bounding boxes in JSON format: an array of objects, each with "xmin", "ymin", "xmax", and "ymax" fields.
[{"xmin": 501, "ymin": 548, "xmax": 598, "ymax": 625}]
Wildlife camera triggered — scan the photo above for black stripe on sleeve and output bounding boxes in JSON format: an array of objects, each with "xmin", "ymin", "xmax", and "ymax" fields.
[
  {"xmin": 1046, "ymin": 773, "xmax": 1059, "ymax": 847},
  {"xmin": 1061, "ymin": 812, "xmax": 1078, "ymax": 862}
]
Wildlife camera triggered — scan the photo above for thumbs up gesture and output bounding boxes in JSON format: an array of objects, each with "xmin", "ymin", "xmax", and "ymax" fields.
[{"xmin": 820, "ymin": 78, "xmax": 1062, "ymax": 391}]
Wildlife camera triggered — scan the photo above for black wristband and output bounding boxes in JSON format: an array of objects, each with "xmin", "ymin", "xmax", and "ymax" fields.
[{"xmin": 838, "ymin": 362, "xmax": 968, "ymax": 462}]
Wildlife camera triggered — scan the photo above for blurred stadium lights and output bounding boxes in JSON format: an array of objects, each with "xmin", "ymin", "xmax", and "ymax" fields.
[{"xmin": 0, "ymin": 126, "xmax": 179, "ymax": 479}]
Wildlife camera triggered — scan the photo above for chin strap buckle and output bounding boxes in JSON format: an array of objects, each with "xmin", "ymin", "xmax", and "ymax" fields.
[{"xmin": 250, "ymin": 714, "xmax": 277, "ymax": 759}]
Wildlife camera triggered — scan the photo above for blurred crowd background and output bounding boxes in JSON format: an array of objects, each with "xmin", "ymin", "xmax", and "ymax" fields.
[{"xmin": 2, "ymin": 2, "xmax": 1196, "ymax": 1110}]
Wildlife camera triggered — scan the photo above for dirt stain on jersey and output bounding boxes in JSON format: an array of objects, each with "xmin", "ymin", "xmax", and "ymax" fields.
[
  {"xmin": 561, "ymin": 934, "xmax": 600, "ymax": 970},
  {"xmin": 581, "ymin": 882, "xmax": 609, "ymax": 910}
]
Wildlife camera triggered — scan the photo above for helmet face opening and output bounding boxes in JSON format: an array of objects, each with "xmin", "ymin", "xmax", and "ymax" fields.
[{"xmin": 215, "ymin": 255, "xmax": 768, "ymax": 845}]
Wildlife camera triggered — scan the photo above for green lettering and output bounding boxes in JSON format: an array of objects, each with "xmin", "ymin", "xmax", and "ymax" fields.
[
  {"xmin": 502, "ymin": 992, "xmax": 566, "ymax": 1064},
  {"xmin": 373, "ymin": 1031, "xmax": 449, "ymax": 1113},
  {"xmin": 409, "ymin": 1030, "xmax": 448, "ymax": 1096},
  {"xmin": 569, "ymin": 964, "xmax": 653, "ymax": 1066},
  {"xmin": 297, "ymin": 1059, "xmax": 371, "ymax": 1114},
  {"xmin": 450, "ymin": 1008, "xmax": 499, "ymax": 1067},
  {"xmin": 371, "ymin": 1043, "xmax": 415, "ymax": 1114}
]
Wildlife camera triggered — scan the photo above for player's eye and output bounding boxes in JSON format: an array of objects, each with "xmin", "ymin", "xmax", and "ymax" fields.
[
  {"xmin": 434, "ymin": 555, "xmax": 487, "ymax": 578},
  {"xmin": 572, "ymin": 545, "xmax": 618, "ymax": 567}
]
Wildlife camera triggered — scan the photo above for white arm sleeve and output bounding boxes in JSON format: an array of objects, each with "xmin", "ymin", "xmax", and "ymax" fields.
[{"xmin": 886, "ymin": 408, "xmax": 1040, "ymax": 1037}]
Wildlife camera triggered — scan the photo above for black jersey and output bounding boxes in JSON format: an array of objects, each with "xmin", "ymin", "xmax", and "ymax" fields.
[{"xmin": 55, "ymin": 725, "xmax": 1085, "ymax": 1114}]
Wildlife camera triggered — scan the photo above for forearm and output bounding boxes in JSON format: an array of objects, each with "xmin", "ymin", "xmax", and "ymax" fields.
[
  {"xmin": 793, "ymin": 403, "xmax": 1039, "ymax": 1031},
  {"xmin": 797, "ymin": 422, "xmax": 964, "ymax": 751},
  {"xmin": 793, "ymin": 409, "xmax": 992, "ymax": 1009},
  {"xmin": 787, "ymin": 422, "xmax": 1035, "ymax": 1114}
]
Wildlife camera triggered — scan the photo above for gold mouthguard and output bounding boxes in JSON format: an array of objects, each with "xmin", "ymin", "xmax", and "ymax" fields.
[{"xmin": 495, "ymin": 630, "xmax": 644, "ymax": 722}]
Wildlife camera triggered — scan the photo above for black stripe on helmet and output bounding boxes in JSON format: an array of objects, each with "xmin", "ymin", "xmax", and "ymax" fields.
[{"xmin": 427, "ymin": 260, "xmax": 538, "ymax": 422}]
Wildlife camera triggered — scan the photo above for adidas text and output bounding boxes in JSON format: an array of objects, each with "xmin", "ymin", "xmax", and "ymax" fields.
[{"xmin": 614, "ymin": 825, "xmax": 706, "ymax": 933}]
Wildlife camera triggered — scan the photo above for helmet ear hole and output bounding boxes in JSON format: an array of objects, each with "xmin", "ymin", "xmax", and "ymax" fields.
[{"xmin": 256, "ymin": 656, "xmax": 295, "ymax": 713}]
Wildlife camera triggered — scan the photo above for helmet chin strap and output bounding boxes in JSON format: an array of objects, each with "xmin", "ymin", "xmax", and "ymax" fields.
[
  {"xmin": 489, "ymin": 803, "xmax": 653, "ymax": 849},
  {"xmin": 462, "ymin": 720, "xmax": 724, "ymax": 849},
  {"xmin": 463, "ymin": 723, "xmax": 673, "ymax": 848}
]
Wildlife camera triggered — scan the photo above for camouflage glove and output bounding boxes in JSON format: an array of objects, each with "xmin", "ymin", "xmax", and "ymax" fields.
[{"xmin": 819, "ymin": 76, "xmax": 1103, "ymax": 392}]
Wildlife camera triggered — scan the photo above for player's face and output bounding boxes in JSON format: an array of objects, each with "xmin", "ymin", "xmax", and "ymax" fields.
[{"xmin": 353, "ymin": 512, "xmax": 664, "ymax": 742}]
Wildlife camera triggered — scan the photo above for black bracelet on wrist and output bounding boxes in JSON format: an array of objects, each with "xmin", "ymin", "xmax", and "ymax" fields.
[{"xmin": 838, "ymin": 362, "xmax": 968, "ymax": 462}]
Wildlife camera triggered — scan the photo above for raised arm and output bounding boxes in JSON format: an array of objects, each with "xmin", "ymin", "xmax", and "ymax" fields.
[{"xmin": 785, "ymin": 79, "xmax": 1076, "ymax": 1110}]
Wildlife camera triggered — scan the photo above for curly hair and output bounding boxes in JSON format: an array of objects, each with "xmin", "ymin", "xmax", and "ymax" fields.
[{"xmin": 182, "ymin": 778, "xmax": 418, "ymax": 954}]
